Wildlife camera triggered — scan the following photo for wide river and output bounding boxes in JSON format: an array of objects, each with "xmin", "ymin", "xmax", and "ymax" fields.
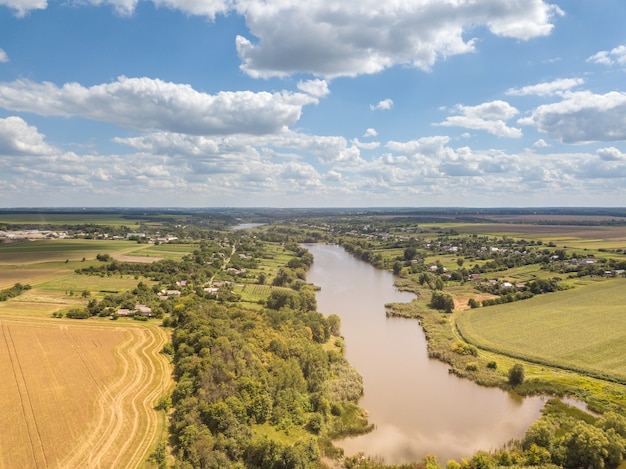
[{"xmin": 304, "ymin": 244, "xmax": 546, "ymax": 464}]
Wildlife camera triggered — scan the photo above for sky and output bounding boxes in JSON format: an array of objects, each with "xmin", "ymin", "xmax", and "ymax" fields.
[{"xmin": 1, "ymin": 0, "xmax": 626, "ymax": 208}]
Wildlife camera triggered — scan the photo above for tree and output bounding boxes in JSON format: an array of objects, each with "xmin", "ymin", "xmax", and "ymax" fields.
[
  {"xmin": 561, "ymin": 422, "xmax": 609, "ymax": 469},
  {"xmin": 508, "ymin": 363, "xmax": 525, "ymax": 386},
  {"xmin": 430, "ymin": 291, "xmax": 454, "ymax": 313},
  {"xmin": 523, "ymin": 419, "xmax": 555, "ymax": 451},
  {"xmin": 327, "ymin": 314, "xmax": 341, "ymax": 336},
  {"xmin": 404, "ymin": 247, "xmax": 417, "ymax": 260}
]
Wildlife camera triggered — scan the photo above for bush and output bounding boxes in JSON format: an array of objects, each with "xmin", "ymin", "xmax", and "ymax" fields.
[
  {"xmin": 508, "ymin": 364, "xmax": 525, "ymax": 386},
  {"xmin": 65, "ymin": 307, "xmax": 90, "ymax": 319},
  {"xmin": 451, "ymin": 341, "xmax": 478, "ymax": 356}
]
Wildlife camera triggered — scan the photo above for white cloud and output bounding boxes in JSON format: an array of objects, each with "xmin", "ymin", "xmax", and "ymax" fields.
[
  {"xmin": 596, "ymin": 147, "xmax": 626, "ymax": 161},
  {"xmin": 519, "ymin": 91, "xmax": 626, "ymax": 143},
  {"xmin": 0, "ymin": 49, "xmax": 8, "ymax": 63},
  {"xmin": 437, "ymin": 100, "xmax": 522, "ymax": 138},
  {"xmin": 506, "ymin": 78, "xmax": 584, "ymax": 97},
  {"xmin": 532, "ymin": 139, "xmax": 550, "ymax": 148},
  {"xmin": 152, "ymin": 0, "xmax": 231, "ymax": 19},
  {"xmin": 234, "ymin": 0, "xmax": 562, "ymax": 78},
  {"xmin": 296, "ymin": 79, "xmax": 330, "ymax": 98},
  {"xmin": 370, "ymin": 99, "xmax": 393, "ymax": 111},
  {"xmin": 0, "ymin": 76, "xmax": 320, "ymax": 135},
  {"xmin": 386, "ymin": 136, "xmax": 451, "ymax": 160},
  {"xmin": 587, "ymin": 45, "xmax": 626, "ymax": 67},
  {"xmin": 0, "ymin": 116, "xmax": 55, "ymax": 155},
  {"xmin": 352, "ymin": 138, "xmax": 380, "ymax": 150},
  {"xmin": 0, "ymin": 0, "xmax": 47, "ymax": 16},
  {"xmin": 1, "ymin": 0, "xmax": 563, "ymax": 79},
  {"xmin": 363, "ymin": 128, "xmax": 378, "ymax": 137}
]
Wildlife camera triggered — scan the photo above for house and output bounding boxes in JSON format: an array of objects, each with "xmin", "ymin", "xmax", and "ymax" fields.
[
  {"xmin": 117, "ymin": 308, "xmax": 133, "ymax": 317},
  {"xmin": 135, "ymin": 304, "xmax": 153, "ymax": 317}
]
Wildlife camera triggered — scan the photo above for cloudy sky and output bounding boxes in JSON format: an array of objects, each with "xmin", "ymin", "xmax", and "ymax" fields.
[{"xmin": 1, "ymin": 0, "xmax": 626, "ymax": 207}]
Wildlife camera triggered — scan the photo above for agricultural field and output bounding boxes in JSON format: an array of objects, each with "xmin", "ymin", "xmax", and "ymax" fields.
[
  {"xmin": 0, "ymin": 212, "xmax": 143, "ymax": 227},
  {"xmin": 0, "ymin": 239, "xmax": 149, "ymax": 266},
  {"xmin": 0, "ymin": 314, "xmax": 171, "ymax": 469},
  {"xmin": 437, "ymin": 222, "xmax": 626, "ymax": 250},
  {"xmin": 456, "ymin": 278, "xmax": 626, "ymax": 382},
  {"xmin": 0, "ymin": 236, "xmax": 173, "ymax": 468}
]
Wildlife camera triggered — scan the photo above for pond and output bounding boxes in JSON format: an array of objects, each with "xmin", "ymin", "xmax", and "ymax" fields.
[{"xmin": 304, "ymin": 244, "xmax": 546, "ymax": 464}]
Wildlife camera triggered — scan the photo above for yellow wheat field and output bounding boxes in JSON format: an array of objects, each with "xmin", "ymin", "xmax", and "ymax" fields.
[{"xmin": 0, "ymin": 314, "xmax": 172, "ymax": 469}]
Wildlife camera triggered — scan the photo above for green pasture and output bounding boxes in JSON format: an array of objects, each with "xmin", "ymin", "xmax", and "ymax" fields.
[{"xmin": 456, "ymin": 278, "xmax": 626, "ymax": 382}]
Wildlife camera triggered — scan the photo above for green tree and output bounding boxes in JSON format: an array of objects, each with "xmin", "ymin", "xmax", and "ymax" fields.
[
  {"xmin": 561, "ymin": 422, "xmax": 610, "ymax": 469},
  {"xmin": 508, "ymin": 363, "xmax": 525, "ymax": 386},
  {"xmin": 327, "ymin": 314, "xmax": 341, "ymax": 336},
  {"xmin": 523, "ymin": 419, "xmax": 555, "ymax": 451}
]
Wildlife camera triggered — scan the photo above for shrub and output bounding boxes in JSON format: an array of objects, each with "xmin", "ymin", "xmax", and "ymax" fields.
[
  {"xmin": 466, "ymin": 362, "xmax": 479, "ymax": 372},
  {"xmin": 508, "ymin": 364, "xmax": 525, "ymax": 386},
  {"xmin": 65, "ymin": 308, "xmax": 90, "ymax": 319}
]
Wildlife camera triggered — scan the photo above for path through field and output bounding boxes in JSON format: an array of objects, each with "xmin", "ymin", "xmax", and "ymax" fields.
[{"xmin": 0, "ymin": 314, "xmax": 172, "ymax": 469}]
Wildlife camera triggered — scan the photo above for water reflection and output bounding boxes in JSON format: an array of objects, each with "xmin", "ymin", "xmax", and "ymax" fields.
[{"xmin": 304, "ymin": 244, "xmax": 545, "ymax": 464}]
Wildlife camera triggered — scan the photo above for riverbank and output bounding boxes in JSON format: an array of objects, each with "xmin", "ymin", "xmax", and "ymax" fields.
[{"xmin": 386, "ymin": 293, "xmax": 626, "ymax": 414}]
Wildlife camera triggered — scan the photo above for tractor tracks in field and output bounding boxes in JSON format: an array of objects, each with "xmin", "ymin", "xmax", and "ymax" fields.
[
  {"xmin": 58, "ymin": 323, "xmax": 171, "ymax": 469},
  {"xmin": 1, "ymin": 322, "xmax": 48, "ymax": 469}
]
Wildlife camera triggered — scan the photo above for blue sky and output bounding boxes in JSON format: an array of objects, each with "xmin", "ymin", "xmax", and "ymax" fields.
[{"xmin": 1, "ymin": 0, "xmax": 625, "ymax": 208}]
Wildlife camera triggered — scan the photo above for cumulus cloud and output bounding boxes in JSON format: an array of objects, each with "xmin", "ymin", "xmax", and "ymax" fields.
[
  {"xmin": 352, "ymin": 138, "xmax": 380, "ymax": 150},
  {"xmin": 519, "ymin": 91, "xmax": 626, "ymax": 143},
  {"xmin": 533, "ymin": 139, "xmax": 550, "ymax": 148},
  {"xmin": 437, "ymin": 100, "xmax": 522, "ymax": 138},
  {"xmin": 0, "ymin": 49, "xmax": 8, "ymax": 63},
  {"xmin": 3, "ymin": 0, "xmax": 562, "ymax": 78},
  {"xmin": 296, "ymin": 79, "xmax": 330, "ymax": 98},
  {"xmin": 506, "ymin": 78, "xmax": 584, "ymax": 97},
  {"xmin": 587, "ymin": 45, "xmax": 626, "ymax": 67},
  {"xmin": 0, "ymin": 0, "xmax": 47, "ymax": 16},
  {"xmin": 596, "ymin": 147, "xmax": 626, "ymax": 161},
  {"xmin": 370, "ymin": 99, "xmax": 393, "ymax": 111},
  {"xmin": 0, "ymin": 76, "xmax": 320, "ymax": 135},
  {"xmin": 0, "ymin": 116, "xmax": 55, "ymax": 155},
  {"xmin": 234, "ymin": 0, "xmax": 563, "ymax": 78},
  {"xmin": 363, "ymin": 128, "xmax": 378, "ymax": 137}
]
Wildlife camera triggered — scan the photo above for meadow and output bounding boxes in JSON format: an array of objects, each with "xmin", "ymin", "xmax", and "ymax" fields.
[{"xmin": 456, "ymin": 277, "xmax": 626, "ymax": 383}]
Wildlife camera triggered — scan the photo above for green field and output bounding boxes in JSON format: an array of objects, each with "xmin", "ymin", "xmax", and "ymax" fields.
[{"xmin": 456, "ymin": 278, "xmax": 626, "ymax": 382}]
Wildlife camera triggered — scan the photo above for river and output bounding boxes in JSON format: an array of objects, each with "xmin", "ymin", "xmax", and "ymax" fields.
[{"xmin": 304, "ymin": 244, "xmax": 546, "ymax": 464}]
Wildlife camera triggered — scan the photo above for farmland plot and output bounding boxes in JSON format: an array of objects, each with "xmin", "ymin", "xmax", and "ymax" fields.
[
  {"xmin": 456, "ymin": 278, "xmax": 626, "ymax": 382},
  {"xmin": 0, "ymin": 315, "xmax": 171, "ymax": 469}
]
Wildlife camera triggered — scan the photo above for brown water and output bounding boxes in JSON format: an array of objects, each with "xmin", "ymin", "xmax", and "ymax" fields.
[{"xmin": 305, "ymin": 244, "xmax": 546, "ymax": 464}]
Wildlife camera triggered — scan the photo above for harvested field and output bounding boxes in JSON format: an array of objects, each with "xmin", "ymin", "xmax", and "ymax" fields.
[
  {"xmin": 0, "ymin": 315, "xmax": 172, "ymax": 469},
  {"xmin": 451, "ymin": 223, "xmax": 626, "ymax": 245},
  {"xmin": 113, "ymin": 254, "xmax": 163, "ymax": 263}
]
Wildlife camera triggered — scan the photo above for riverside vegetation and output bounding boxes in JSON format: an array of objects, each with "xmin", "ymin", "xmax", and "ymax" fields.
[{"xmin": 1, "ymin": 207, "xmax": 626, "ymax": 468}]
